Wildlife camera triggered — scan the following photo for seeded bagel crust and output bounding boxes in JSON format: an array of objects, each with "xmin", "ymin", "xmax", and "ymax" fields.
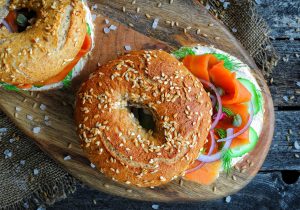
[
  {"xmin": 0, "ymin": 0, "xmax": 87, "ymax": 85},
  {"xmin": 75, "ymin": 50, "xmax": 212, "ymax": 187}
]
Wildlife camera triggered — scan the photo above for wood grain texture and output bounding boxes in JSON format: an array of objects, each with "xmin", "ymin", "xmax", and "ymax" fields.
[
  {"xmin": 261, "ymin": 111, "xmax": 300, "ymax": 171},
  {"xmin": 0, "ymin": 0, "xmax": 274, "ymax": 201},
  {"xmin": 256, "ymin": 0, "xmax": 300, "ymax": 39},
  {"xmin": 49, "ymin": 172, "xmax": 300, "ymax": 210},
  {"xmin": 269, "ymin": 40, "xmax": 300, "ymax": 107}
]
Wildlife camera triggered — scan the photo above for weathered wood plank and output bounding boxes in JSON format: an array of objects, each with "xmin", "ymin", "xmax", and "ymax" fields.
[
  {"xmin": 256, "ymin": 0, "xmax": 300, "ymax": 39},
  {"xmin": 49, "ymin": 171, "xmax": 300, "ymax": 209},
  {"xmin": 261, "ymin": 111, "xmax": 300, "ymax": 171},
  {"xmin": 269, "ymin": 40, "xmax": 300, "ymax": 107}
]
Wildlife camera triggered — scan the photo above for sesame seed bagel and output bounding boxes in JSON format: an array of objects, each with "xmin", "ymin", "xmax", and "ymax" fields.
[
  {"xmin": 0, "ymin": 0, "xmax": 87, "ymax": 86},
  {"xmin": 75, "ymin": 50, "xmax": 212, "ymax": 187}
]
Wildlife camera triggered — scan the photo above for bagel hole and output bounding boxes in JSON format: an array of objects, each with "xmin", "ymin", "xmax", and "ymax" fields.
[
  {"xmin": 1, "ymin": 9, "xmax": 37, "ymax": 33},
  {"xmin": 128, "ymin": 106, "xmax": 156, "ymax": 132}
]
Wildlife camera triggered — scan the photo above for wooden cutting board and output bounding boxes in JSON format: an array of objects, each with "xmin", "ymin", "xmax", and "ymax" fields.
[{"xmin": 0, "ymin": 0, "xmax": 274, "ymax": 201}]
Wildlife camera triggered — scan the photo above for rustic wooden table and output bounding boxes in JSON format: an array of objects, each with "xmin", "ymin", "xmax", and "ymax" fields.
[{"xmin": 49, "ymin": 0, "xmax": 300, "ymax": 209}]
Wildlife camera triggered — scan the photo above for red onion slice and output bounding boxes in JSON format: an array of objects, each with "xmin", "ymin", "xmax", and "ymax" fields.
[
  {"xmin": 196, "ymin": 128, "xmax": 234, "ymax": 163},
  {"xmin": 217, "ymin": 102, "xmax": 254, "ymax": 142},
  {"xmin": 210, "ymin": 94, "xmax": 216, "ymax": 107},
  {"xmin": 185, "ymin": 130, "xmax": 216, "ymax": 174},
  {"xmin": 1, "ymin": 19, "xmax": 13, "ymax": 33},
  {"xmin": 199, "ymin": 79, "xmax": 222, "ymax": 130}
]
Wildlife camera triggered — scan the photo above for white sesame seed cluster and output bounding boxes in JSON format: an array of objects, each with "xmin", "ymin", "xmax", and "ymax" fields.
[{"xmin": 75, "ymin": 50, "xmax": 212, "ymax": 187}]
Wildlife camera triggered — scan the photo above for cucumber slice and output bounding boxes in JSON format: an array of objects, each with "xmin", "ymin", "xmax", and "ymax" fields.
[
  {"xmin": 231, "ymin": 127, "xmax": 258, "ymax": 158},
  {"xmin": 238, "ymin": 78, "xmax": 262, "ymax": 115}
]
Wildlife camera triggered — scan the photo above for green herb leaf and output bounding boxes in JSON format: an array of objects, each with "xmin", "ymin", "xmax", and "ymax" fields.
[
  {"xmin": 62, "ymin": 71, "xmax": 73, "ymax": 88},
  {"xmin": 16, "ymin": 14, "xmax": 28, "ymax": 27},
  {"xmin": 172, "ymin": 47, "xmax": 195, "ymax": 59},
  {"xmin": 233, "ymin": 114, "xmax": 242, "ymax": 127},
  {"xmin": 215, "ymin": 128, "xmax": 227, "ymax": 139},
  {"xmin": 222, "ymin": 107, "xmax": 234, "ymax": 117},
  {"xmin": 87, "ymin": 23, "xmax": 91, "ymax": 36},
  {"xmin": 212, "ymin": 53, "xmax": 241, "ymax": 71},
  {"xmin": 222, "ymin": 149, "xmax": 233, "ymax": 173},
  {"xmin": 0, "ymin": 82, "xmax": 20, "ymax": 92}
]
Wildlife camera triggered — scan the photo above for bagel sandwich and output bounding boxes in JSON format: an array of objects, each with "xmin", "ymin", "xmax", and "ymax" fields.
[
  {"xmin": 0, "ymin": 0, "xmax": 94, "ymax": 91},
  {"xmin": 75, "ymin": 46, "xmax": 264, "ymax": 187}
]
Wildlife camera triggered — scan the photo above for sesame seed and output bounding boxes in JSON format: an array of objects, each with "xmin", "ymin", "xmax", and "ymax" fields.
[
  {"xmin": 145, "ymin": 14, "xmax": 151, "ymax": 19},
  {"xmin": 157, "ymin": 2, "xmax": 162, "ymax": 7},
  {"xmin": 122, "ymin": 6, "xmax": 126, "ymax": 12}
]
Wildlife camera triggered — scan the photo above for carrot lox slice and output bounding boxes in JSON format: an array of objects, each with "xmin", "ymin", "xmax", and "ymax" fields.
[
  {"xmin": 216, "ymin": 103, "xmax": 250, "ymax": 148},
  {"xmin": 209, "ymin": 62, "xmax": 251, "ymax": 105},
  {"xmin": 184, "ymin": 160, "xmax": 221, "ymax": 185},
  {"xmin": 183, "ymin": 54, "xmax": 219, "ymax": 81}
]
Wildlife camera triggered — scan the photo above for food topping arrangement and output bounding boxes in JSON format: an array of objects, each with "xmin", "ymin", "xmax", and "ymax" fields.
[{"xmin": 173, "ymin": 46, "xmax": 264, "ymax": 185}]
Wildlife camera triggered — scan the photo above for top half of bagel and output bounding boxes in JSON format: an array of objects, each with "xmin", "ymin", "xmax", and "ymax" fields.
[
  {"xmin": 75, "ymin": 50, "xmax": 212, "ymax": 187},
  {"xmin": 0, "ymin": 0, "xmax": 91, "ymax": 85}
]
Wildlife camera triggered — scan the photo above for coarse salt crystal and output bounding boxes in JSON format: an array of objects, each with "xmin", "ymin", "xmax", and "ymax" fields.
[
  {"xmin": 225, "ymin": 196, "xmax": 231, "ymax": 203},
  {"xmin": 104, "ymin": 19, "xmax": 109, "ymax": 24},
  {"xmin": 20, "ymin": 160, "xmax": 26, "ymax": 165},
  {"xmin": 283, "ymin": 96, "xmax": 289, "ymax": 102},
  {"xmin": 44, "ymin": 115, "xmax": 49, "ymax": 121},
  {"xmin": 26, "ymin": 115, "xmax": 33, "ymax": 121},
  {"xmin": 294, "ymin": 141, "xmax": 300, "ymax": 150},
  {"xmin": 92, "ymin": 14, "xmax": 97, "ymax": 21},
  {"xmin": 152, "ymin": 18, "xmax": 159, "ymax": 29},
  {"xmin": 0, "ymin": 128, "xmax": 8, "ymax": 133},
  {"xmin": 36, "ymin": 206, "xmax": 46, "ymax": 210},
  {"xmin": 152, "ymin": 204, "xmax": 159, "ymax": 209},
  {"xmin": 64, "ymin": 155, "xmax": 72, "ymax": 161},
  {"xmin": 33, "ymin": 168, "xmax": 39, "ymax": 175},
  {"xmin": 205, "ymin": 4, "xmax": 211, "ymax": 10},
  {"xmin": 124, "ymin": 45, "xmax": 132, "ymax": 51},
  {"xmin": 103, "ymin": 27, "xmax": 110, "ymax": 34},
  {"xmin": 4, "ymin": 149, "xmax": 12, "ymax": 159},
  {"xmin": 232, "ymin": 28, "xmax": 237, "ymax": 33},
  {"xmin": 40, "ymin": 104, "xmax": 47, "ymax": 111},
  {"xmin": 255, "ymin": 0, "xmax": 262, "ymax": 4},
  {"xmin": 90, "ymin": 163, "xmax": 96, "ymax": 168},
  {"xmin": 33, "ymin": 127, "xmax": 41, "ymax": 134},
  {"xmin": 296, "ymin": 81, "xmax": 300, "ymax": 87},
  {"xmin": 91, "ymin": 4, "xmax": 98, "ymax": 10},
  {"xmin": 109, "ymin": 25, "xmax": 117, "ymax": 30},
  {"xmin": 223, "ymin": 2, "xmax": 230, "ymax": 9}
]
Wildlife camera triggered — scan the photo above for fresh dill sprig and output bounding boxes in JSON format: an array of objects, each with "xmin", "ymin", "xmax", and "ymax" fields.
[
  {"xmin": 222, "ymin": 149, "xmax": 233, "ymax": 174},
  {"xmin": 172, "ymin": 47, "xmax": 195, "ymax": 59}
]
